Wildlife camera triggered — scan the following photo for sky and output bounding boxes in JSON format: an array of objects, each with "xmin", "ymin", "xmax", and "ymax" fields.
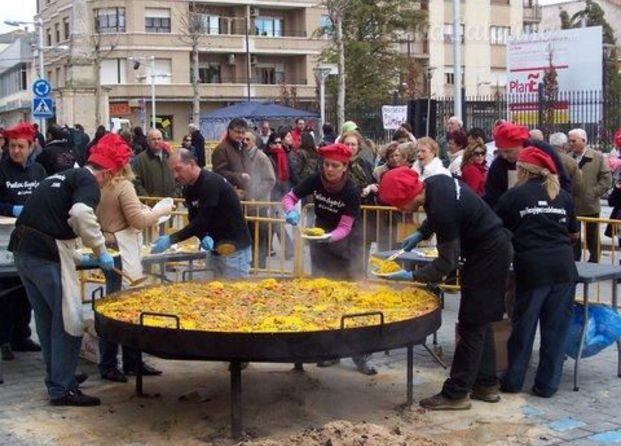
[{"xmin": 0, "ymin": 1, "xmax": 38, "ymax": 34}]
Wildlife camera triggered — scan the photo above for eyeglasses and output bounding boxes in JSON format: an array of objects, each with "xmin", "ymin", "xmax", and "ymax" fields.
[{"xmin": 473, "ymin": 151, "xmax": 486, "ymax": 156}]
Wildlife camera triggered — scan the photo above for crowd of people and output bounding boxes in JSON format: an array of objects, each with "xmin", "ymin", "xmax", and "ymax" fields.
[{"xmin": 1, "ymin": 114, "xmax": 621, "ymax": 411}]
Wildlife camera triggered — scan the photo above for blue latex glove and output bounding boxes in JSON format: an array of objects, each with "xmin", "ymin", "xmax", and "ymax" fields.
[
  {"xmin": 383, "ymin": 270, "xmax": 412, "ymax": 281},
  {"xmin": 285, "ymin": 210, "xmax": 300, "ymax": 226},
  {"xmin": 97, "ymin": 252, "xmax": 115, "ymax": 271},
  {"xmin": 79, "ymin": 254, "xmax": 97, "ymax": 267},
  {"xmin": 201, "ymin": 235, "xmax": 214, "ymax": 251},
  {"xmin": 151, "ymin": 235, "xmax": 171, "ymax": 254},
  {"xmin": 401, "ymin": 231, "xmax": 424, "ymax": 252},
  {"xmin": 12, "ymin": 205, "xmax": 23, "ymax": 217}
]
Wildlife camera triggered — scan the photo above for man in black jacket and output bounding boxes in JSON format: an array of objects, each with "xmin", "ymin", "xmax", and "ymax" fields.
[
  {"xmin": 37, "ymin": 125, "xmax": 77, "ymax": 175},
  {"xmin": 484, "ymin": 122, "xmax": 571, "ymax": 208},
  {"xmin": 188, "ymin": 123, "xmax": 206, "ymax": 168}
]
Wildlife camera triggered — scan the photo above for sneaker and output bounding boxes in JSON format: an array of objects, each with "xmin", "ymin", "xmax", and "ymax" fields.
[
  {"xmin": 419, "ymin": 393, "xmax": 471, "ymax": 411},
  {"xmin": 11, "ymin": 338, "xmax": 41, "ymax": 352},
  {"xmin": 1, "ymin": 344, "xmax": 15, "ymax": 361},
  {"xmin": 124, "ymin": 362, "xmax": 162, "ymax": 376},
  {"xmin": 50, "ymin": 389, "xmax": 101, "ymax": 407},
  {"xmin": 101, "ymin": 368, "xmax": 128, "ymax": 383},
  {"xmin": 471, "ymin": 384, "xmax": 501, "ymax": 403},
  {"xmin": 317, "ymin": 359, "xmax": 340, "ymax": 368}
]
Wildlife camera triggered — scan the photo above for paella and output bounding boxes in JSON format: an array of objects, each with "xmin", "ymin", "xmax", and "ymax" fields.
[{"xmin": 96, "ymin": 278, "xmax": 439, "ymax": 333}]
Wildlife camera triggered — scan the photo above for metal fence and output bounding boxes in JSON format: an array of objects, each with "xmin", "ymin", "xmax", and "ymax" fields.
[{"xmin": 332, "ymin": 89, "xmax": 621, "ymax": 148}]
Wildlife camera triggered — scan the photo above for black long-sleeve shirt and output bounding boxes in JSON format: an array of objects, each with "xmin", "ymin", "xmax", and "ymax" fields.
[
  {"xmin": 484, "ymin": 139, "xmax": 571, "ymax": 208},
  {"xmin": 169, "ymin": 170, "xmax": 251, "ymax": 250},
  {"xmin": 0, "ymin": 158, "xmax": 46, "ymax": 216}
]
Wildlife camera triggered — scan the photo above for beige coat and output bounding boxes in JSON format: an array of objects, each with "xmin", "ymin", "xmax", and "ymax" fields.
[{"xmin": 573, "ymin": 147, "xmax": 612, "ymax": 215}]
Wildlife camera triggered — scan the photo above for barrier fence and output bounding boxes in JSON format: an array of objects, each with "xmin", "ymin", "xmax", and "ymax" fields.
[{"xmin": 130, "ymin": 197, "xmax": 619, "ymax": 306}]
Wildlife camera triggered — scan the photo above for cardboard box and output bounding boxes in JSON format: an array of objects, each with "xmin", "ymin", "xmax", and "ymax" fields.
[{"xmin": 455, "ymin": 319, "xmax": 512, "ymax": 373}]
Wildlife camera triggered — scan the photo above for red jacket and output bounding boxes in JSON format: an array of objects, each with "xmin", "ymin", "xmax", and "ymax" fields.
[
  {"xmin": 290, "ymin": 128, "xmax": 302, "ymax": 150},
  {"xmin": 461, "ymin": 163, "xmax": 487, "ymax": 196}
]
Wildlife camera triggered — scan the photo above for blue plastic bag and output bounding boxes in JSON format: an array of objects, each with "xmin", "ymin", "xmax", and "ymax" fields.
[{"xmin": 566, "ymin": 304, "xmax": 621, "ymax": 359}]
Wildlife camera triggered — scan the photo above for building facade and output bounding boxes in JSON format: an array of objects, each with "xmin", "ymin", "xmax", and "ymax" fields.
[
  {"xmin": 422, "ymin": 0, "xmax": 541, "ymax": 97},
  {"xmin": 0, "ymin": 32, "xmax": 35, "ymax": 128},
  {"xmin": 36, "ymin": 0, "xmax": 328, "ymax": 139}
]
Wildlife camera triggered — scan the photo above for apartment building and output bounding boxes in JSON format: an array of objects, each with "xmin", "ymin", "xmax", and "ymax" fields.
[
  {"xmin": 0, "ymin": 32, "xmax": 35, "ymax": 127},
  {"xmin": 36, "ymin": 0, "xmax": 328, "ymax": 139},
  {"xmin": 420, "ymin": 0, "xmax": 541, "ymax": 97}
]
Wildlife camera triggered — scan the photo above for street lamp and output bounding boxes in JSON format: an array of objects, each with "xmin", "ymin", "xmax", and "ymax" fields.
[
  {"xmin": 130, "ymin": 56, "xmax": 171, "ymax": 130},
  {"xmin": 425, "ymin": 66, "xmax": 437, "ymax": 136},
  {"xmin": 313, "ymin": 64, "xmax": 336, "ymax": 137}
]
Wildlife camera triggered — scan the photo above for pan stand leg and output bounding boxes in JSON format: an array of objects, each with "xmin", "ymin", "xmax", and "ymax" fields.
[
  {"xmin": 136, "ymin": 350, "xmax": 144, "ymax": 396},
  {"xmin": 407, "ymin": 344, "xmax": 414, "ymax": 406},
  {"xmin": 423, "ymin": 343, "xmax": 448, "ymax": 369},
  {"xmin": 230, "ymin": 361, "xmax": 243, "ymax": 440}
]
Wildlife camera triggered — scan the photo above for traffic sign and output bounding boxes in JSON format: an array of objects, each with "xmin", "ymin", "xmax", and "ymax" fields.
[
  {"xmin": 32, "ymin": 97, "xmax": 54, "ymax": 118},
  {"xmin": 32, "ymin": 79, "xmax": 51, "ymax": 97}
]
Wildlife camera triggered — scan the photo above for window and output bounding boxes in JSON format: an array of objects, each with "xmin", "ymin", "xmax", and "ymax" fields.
[
  {"xmin": 444, "ymin": 70, "xmax": 464, "ymax": 85},
  {"xmin": 0, "ymin": 63, "xmax": 28, "ymax": 97},
  {"xmin": 63, "ymin": 17, "xmax": 70, "ymax": 40},
  {"xmin": 523, "ymin": 23, "xmax": 538, "ymax": 34},
  {"xmin": 100, "ymin": 58, "xmax": 128, "ymax": 84},
  {"xmin": 257, "ymin": 65, "xmax": 285, "ymax": 84},
  {"xmin": 94, "ymin": 8, "xmax": 126, "ymax": 33},
  {"xmin": 198, "ymin": 64, "xmax": 221, "ymax": 83},
  {"xmin": 443, "ymin": 24, "xmax": 464, "ymax": 43},
  {"xmin": 140, "ymin": 59, "xmax": 172, "ymax": 85},
  {"xmin": 523, "ymin": 0, "xmax": 536, "ymax": 7},
  {"xmin": 254, "ymin": 17, "xmax": 283, "ymax": 37},
  {"xmin": 319, "ymin": 15, "xmax": 332, "ymax": 35},
  {"xmin": 55, "ymin": 24, "xmax": 60, "ymax": 43},
  {"xmin": 198, "ymin": 14, "xmax": 221, "ymax": 35},
  {"xmin": 145, "ymin": 8, "xmax": 171, "ymax": 33},
  {"xmin": 490, "ymin": 26, "xmax": 511, "ymax": 45},
  {"xmin": 55, "ymin": 67, "xmax": 62, "ymax": 88},
  {"xmin": 46, "ymin": 28, "xmax": 52, "ymax": 46}
]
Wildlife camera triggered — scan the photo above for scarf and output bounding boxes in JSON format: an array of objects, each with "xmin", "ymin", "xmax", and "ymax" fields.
[
  {"xmin": 320, "ymin": 170, "xmax": 348, "ymax": 194},
  {"xmin": 268, "ymin": 145, "xmax": 289, "ymax": 182}
]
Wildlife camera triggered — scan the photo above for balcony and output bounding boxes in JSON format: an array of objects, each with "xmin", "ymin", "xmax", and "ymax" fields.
[{"xmin": 523, "ymin": 4, "xmax": 542, "ymax": 22}]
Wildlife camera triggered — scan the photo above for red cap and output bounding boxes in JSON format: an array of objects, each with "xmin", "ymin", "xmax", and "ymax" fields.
[
  {"xmin": 493, "ymin": 122, "xmax": 529, "ymax": 150},
  {"xmin": 518, "ymin": 146, "xmax": 557, "ymax": 174},
  {"xmin": 378, "ymin": 166, "xmax": 424, "ymax": 208},
  {"xmin": 318, "ymin": 143, "xmax": 353, "ymax": 163},
  {"xmin": 615, "ymin": 129, "xmax": 621, "ymax": 149},
  {"xmin": 87, "ymin": 133, "xmax": 132, "ymax": 173},
  {"xmin": 161, "ymin": 141, "xmax": 172, "ymax": 153},
  {"xmin": 4, "ymin": 122, "xmax": 37, "ymax": 143}
]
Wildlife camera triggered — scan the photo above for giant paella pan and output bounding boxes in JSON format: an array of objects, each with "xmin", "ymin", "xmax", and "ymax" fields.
[{"xmin": 94, "ymin": 278, "xmax": 441, "ymax": 438}]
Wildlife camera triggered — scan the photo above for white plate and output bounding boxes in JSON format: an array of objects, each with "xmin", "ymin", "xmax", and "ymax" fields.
[
  {"xmin": 301, "ymin": 233, "xmax": 331, "ymax": 241},
  {"xmin": 152, "ymin": 197, "xmax": 175, "ymax": 225}
]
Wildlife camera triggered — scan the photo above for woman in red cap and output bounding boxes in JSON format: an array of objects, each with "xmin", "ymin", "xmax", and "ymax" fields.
[
  {"xmin": 282, "ymin": 142, "xmax": 377, "ymax": 375},
  {"xmin": 378, "ymin": 167, "xmax": 512, "ymax": 410},
  {"xmin": 0, "ymin": 123, "xmax": 47, "ymax": 361},
  {"xmin": 485, "ymin": 122, "xmax": 570, "ymax": 208},
  {"xmin": 90, "ymin": 133, "xmax": 173, "ymax": 382},
  {"xmin": 495, "ymin": 147, "xmax": 579, "ymax": 398}
]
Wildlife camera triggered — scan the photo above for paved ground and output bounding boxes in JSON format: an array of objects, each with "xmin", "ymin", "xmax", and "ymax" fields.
[{"xmin": 1, "ymin": 282, "xmax": 620, "ymax": 445}]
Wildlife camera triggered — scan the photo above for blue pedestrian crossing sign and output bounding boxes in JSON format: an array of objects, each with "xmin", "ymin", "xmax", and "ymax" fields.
[
  {"xmin": 32, "ymin": 79, "xmax": 51, "ymax": 97},
  {"xmin": 32, "ymin": 97, "xmax": 54, "ymax": 118}
]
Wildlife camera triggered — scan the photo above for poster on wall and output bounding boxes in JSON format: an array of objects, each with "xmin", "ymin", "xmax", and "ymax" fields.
[{"xmin": 506, "ymin": 26, "xmax": 602, "ymax": 125}]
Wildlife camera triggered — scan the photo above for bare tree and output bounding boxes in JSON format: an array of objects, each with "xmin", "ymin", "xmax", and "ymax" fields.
[
  {"xmin": 176, "ymin": 1, "xmax": 202, "ymax": 125},
  {"xmin": 321, "ymin": 0, "xmax": 350, "ymax": 132}
]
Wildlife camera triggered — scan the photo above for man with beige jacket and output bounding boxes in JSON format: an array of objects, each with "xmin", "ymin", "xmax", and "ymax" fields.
[{"xmin": 569, "ymin": 128, "xmax": 612, "ymax": 262}]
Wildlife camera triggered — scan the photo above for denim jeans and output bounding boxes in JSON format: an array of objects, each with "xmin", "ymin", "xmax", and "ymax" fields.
[
  {"xmin": 502, "ymin": 282, "xmax": 575, "ymax": 397},
  {"xmin": 14, "ymin": 252, "xmax": 81, "ymax": 399},
  {"xmin": 98, "ymin": 256, "xmax": 139, "ymax": 373},
  {"xmin": 210, "ymin": 246, "xmax": 251, "ymax": 278}
]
